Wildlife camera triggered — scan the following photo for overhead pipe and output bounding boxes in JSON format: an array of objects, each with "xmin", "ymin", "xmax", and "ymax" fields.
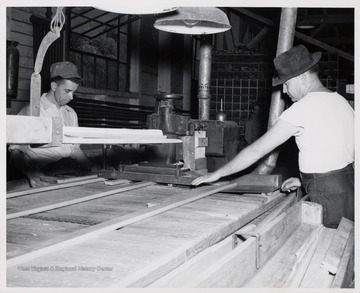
[
  {"xmin": 198, "ymin": 35, "xmax": 213, "ymax": 120},
  {"xmin": 255, "ymin": 8, "xmax": 298, "ymax": 174}
]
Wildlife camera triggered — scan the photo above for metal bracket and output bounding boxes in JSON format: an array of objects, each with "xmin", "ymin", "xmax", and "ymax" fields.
[{"xmin": 50, "ymin": 117, "xmax": 63, "ymax": 146}]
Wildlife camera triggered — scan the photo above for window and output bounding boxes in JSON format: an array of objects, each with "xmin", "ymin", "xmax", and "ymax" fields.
[{"xmin": 66, "ymin": 8, "xmax": 138, "ymax": 92}]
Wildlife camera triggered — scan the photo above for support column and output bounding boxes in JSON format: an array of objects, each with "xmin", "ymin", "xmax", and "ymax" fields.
[
  {"xmin": 198, "ymin": 35, "xmax": 212, "ymax": 120},
  {"xmin": 255, "ymin": 8, "xmax": 298, "ymax": 174}
]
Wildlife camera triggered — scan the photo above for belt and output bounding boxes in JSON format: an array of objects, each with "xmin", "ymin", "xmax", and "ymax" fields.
[{"xmin": 300, "ymin": 163, "xmax": 354, "ymax": 179}]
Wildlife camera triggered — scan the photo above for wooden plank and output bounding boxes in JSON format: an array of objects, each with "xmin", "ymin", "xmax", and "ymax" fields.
[
  {"xmin": 7, "ymin": 181, "xmax": 154, "ymax": 219},
  {"xmin": 237, "ymin": 192, "xmax": 297, "ymax": 238},
  {"xmin": 254, "ymin": 200, "xmax": 303, "ymax": 267},
  {"xmin": 63, "ymin": 126, "xmax": 164, "ymax": 138},
  {"xmin": 331, "ymin": 229, "xmax": 355, "ymax": 288},
  {"xmin": 118, "ymin": 192, "xmax": 286, "ymax": 287},
  {"xmin": 299, "ymin": 228, "xmax": 335, "ymax": 288},
  {"xmin": 7, "ymin": 182, "xmax": 237, "ymax": 268},
  {"xmin": 62, "ymin": 137, "xmax": 182, "ymax": 144},
  {"xmin": 62, "ymin": 126, "xmax": 182, "ymax": 144},
  {"xmin": 224, "ymin": 174, "xmax": 282, "ymax": 193},
  {"xmin": 302, "ymin": 200, "xmax": 323, "ymax": 225},
  {"xmin": 285, "ymin": 225, "xmax": 324, "ymax": 287},
  {"xmin": 7, "ymin": 218, "xmax": 89, "ymax": 259},
  {"xmin": 320, "ymin": 217, "xmax": 354, "ymax": 274},
  {"xmin": 104, "ymin": 179, "xmax": 131, "ymax": 186},
  {"xmin": 7, "ymin": 177, "xmax": 106, "ymax": 198},
  {"xmin": 6, "ymin": 115, "xmax": 52, "ymax": 144},
  {"xmin": 149, "ymin": 235, "xmax": 235, "ymax": 287},
  {"xmin": 56, "ymin": 174, "xmax": 99, "ymax": 184},
  {"xmin": 189, "ymin": 237, "xmax": 258, "ymax": 287}
]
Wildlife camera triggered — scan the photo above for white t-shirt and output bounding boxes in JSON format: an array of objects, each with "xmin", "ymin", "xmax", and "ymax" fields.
[{"xmin": 279, "ymin": 92, "xmax": 354, "ymax": 173}]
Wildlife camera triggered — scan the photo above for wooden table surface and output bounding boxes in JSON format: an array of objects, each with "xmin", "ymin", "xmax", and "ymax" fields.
[{"xmin": 7, "ymin": 179, "xmax": 285, "ymax": 287}]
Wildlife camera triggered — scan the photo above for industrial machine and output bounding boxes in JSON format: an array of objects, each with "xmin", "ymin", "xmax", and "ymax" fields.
[{"xmin": 99, "ymin": 92, "xmax": 242, "ymax": 185}]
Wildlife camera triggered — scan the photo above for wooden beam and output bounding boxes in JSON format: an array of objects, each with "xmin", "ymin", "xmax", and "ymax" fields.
[
  {"xmin": 56, "ymin": 174, "xmax": 98, "ymax": 184},
  {"xmin": 254, "ymin": 200, "xmax": 303, "ymax": 268},
  {"xmin": 63, "ymin": 126, "xmax": 164, "ymax": 138},
  {"xmin": 7, "ymin": 181, "xmax": 154, "ymax": 220},
  {"xmin": 224, "ymin": 174, "xmax": 282, "ymax": 194},
  {"xmin": 224, "ymin": 29, "xmax": 235, "ymax": 50},
  {"xmin": 7, "ymin": 115, "xmax": 52, "ymax": 144},
  {"xmin": 285, "ymin": 225, "xmax": 325, "ymax": 287},
  {"xmin": 331, "ymin": 229, "xmax": 355, "ymax": 288},
  {"xmin": 190, "ymin": 237, "xmax": 258, "ymax": 287},
  {"xmin": 246, "ymin": 27, "xmax": 271, "ymax": 50},
  {"xmin": 7, "ymin": 182, "xmax": 237, "ymax": 268},
  {"xmin": 62, "ymin": 126, "xmax": 182, "ymax": 144},
  {"xmin": 230, "ymin": 8, "xmax": 275, "ymax": 27},
  {"xmin": 7, "ymin": 177, "xmax": 106, "ymax": 199},
  {"xmin": 237, "ymin": 192, "xmax": 297, "ymax": 238},
  {"xmin": 321, "ymin": 217, "xmax": 354, "ymax": 274},
  {"xmin": 149, "ymin": 235, "xmax": 235, "ymax": 287},
  {"xmin": 295, "ymin": 31, "xmax": 354, "ymax": 62}
]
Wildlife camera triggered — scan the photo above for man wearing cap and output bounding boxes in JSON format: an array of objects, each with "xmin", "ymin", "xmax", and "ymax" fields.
[
  {"xmin": 192, "ymin": 45, "xmax": 354, "ymax": 228},
  {"xmin": 9, "ymin": 61, "xmax": 92, "ymax": 187}
]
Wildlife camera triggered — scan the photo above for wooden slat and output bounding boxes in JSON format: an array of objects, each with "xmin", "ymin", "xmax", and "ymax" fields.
[
  {"xmin": 320, "ymin": 217, "xmax": 354, "ymax": 274},
  {"xmin": 7, "ymin": 181, "xmax": 154, "ymax": 219},
  {"xmin": 63, "ymin": 126, "xmax": 164, "ymax": 138},
  {"xmin": 149, "ymin": 235, "xmax": 235, "ymax": 287},
  {"xmin": 7, "ymin": 115, "xmax": 52, "ymax": 144},
  {"xmin": 62, "ymin": 137, "xmax": 182, "ymax": 144},
  {"xmin": 285, "ymin": 225, "xmax": 324, "ymax": 287},
  {"xmin": 7, "ymin": 177, "xmax": 106, "ymax": 198},
  {"xmin": 331, "ymin": 229, "xmax": 355, "ymax": 288},
  {"xmin": 299, "ymin": 228, "xmax": 335, "ymax": 288},
  {"xmin": 190, "ymin": 237, "xmax": 258, "ymax": 287},
  {"xmin": 56, "ymin": 174, "xmax": 98, "ymax": 184},
  {"xmin": 62, "ymin": 126, "xmax": 182, "ymax": 144},
  {"xmin": 255, "ymin": 200, "xmax": 303, "ymax": 267},
  {"xmin": 7, "ymin": 182, "xmax": 237, "ymax": 268}
]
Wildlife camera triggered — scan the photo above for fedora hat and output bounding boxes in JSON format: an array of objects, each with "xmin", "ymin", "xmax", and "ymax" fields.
[{"xmin": 272, "ymin": 45, "xmax": 321, "ymax": 86}]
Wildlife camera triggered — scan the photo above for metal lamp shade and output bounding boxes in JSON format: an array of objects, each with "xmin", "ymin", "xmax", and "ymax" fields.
[
  {"xmin": 94, "ymin": 4, "xmax": 178, "ymax": 15},
  {"xmin": 154, "ymin": 7, "xmax": 231, "ymax": 35}
]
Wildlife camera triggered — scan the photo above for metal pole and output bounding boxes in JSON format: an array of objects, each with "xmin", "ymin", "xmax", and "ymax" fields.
[
  {"xmin": 198, "ymin": 35, "xmax": 212, "ymax": 120},
  {"xmin": 255, "ymin": 8, "xmax": 298, "ymax": 174}
]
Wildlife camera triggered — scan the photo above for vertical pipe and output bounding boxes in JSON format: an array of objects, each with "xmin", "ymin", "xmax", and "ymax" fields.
[
  {"xmin": 255, "ymin": 8, "xmax": 298, "ymax": 174},
  {"xmin": 198, "ymin": 35, "xmax": 212, "ymax": 120}
]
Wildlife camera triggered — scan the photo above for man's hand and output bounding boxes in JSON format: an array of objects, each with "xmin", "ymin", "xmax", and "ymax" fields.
[
  {"xmin": 281, "ymin": 177, "xmax": 302, "ymax": 192},
  {"xmin": 191, "ymin": 172, "xmax": 221, "ymax": 186}
]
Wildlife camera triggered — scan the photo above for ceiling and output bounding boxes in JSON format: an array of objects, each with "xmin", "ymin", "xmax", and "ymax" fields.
[
  {"xmin": 68, "ymin": 7, "xmax": 354, "ymax": 62},
  {"xmin": 229, "ymin": 7, "xmax": 354, "ymax": 58}
]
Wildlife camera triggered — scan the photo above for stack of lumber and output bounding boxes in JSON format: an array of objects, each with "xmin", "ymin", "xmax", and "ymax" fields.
[{"xmin": 150, "ymin": 200, "xmax": 354, "ymax": 288}]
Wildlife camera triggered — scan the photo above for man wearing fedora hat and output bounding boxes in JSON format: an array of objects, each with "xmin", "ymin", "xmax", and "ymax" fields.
[
  {"xmin": 9, "ymin": 61, "xmax": 92, "ymax": 187},
  {"xmin": 192, "ymin": 45, "xmax": 354, "ymax": 228}
]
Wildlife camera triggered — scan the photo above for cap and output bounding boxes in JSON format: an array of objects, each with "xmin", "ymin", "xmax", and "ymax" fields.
[{"xmin": 50, "ymin": 61, "xmax": 82, "ymax": 80}]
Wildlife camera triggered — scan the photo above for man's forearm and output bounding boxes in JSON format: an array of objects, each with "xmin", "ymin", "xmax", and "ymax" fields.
[{"xmin": 213, "ymin": 143, "xmax": 264, "ymax": 179}]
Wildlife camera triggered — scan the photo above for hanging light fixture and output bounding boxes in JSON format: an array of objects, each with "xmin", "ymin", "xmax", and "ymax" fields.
[{"xmin": 154, "ymin": 7, "xmax": 231, "ymax": 35}]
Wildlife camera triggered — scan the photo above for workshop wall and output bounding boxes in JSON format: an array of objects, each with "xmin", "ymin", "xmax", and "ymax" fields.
[
  {"xmin": 6, "ymin": 8, "xmax": 192, "ymax": 117},
  {"xmin": 6, "ymin": 7, "xmax": 48, "ymax": 114}
]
